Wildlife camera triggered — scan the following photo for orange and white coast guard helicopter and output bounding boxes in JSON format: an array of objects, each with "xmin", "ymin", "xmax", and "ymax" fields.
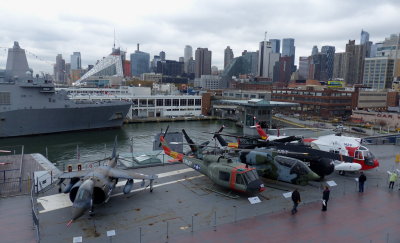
[
  {"xmin": 302, "ymin": 134, "xmax": 379, "ymax": 171},
  {"xmin": 253, "ymin": 124, "xmax": 378, "ymax": 173}
]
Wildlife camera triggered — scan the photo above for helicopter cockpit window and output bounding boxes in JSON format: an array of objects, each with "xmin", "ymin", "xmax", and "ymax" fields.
[
  {"xmin": 242, "ymin": 170, "xmax": 258, "ymax": 183},
  {"xmin": 364, "ymin": 151, "xmax": 375, "ymax": 166},
  {"xmin": 219, "ymin": 171, "xmax": 230, "ymax": 182},
  {"xmin": 275, "ymin": 156, "xmax": 295, "ymax": 168},
  {"xmin": 291, "ymin": 162, "xmax": 308, "ymax": 175},
  {"xmin": 236, "ymin": 174, "xmax": 245, "ymax": 185},
  {"xmin": 355, "ymin": 151, "xmax": 364, "ymax": 160}
]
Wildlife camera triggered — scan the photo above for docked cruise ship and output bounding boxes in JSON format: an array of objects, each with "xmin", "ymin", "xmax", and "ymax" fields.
[{"xmin": 0, "ymin": 42, "xmax": 131, "ymax": 138}]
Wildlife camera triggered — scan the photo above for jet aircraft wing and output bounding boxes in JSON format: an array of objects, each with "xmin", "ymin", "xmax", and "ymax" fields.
[
  {"xmin": 59, "ymin": 170, "xmax": 90, "ymax": 179},
  {"xmin": 107, "ymin": 168, "xmax": 158, "ymax": 180}
]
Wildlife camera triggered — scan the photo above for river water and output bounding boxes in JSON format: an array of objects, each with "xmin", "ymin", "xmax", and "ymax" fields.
[{"xmin": 0, "ymin": 120, "xmax": 241, "ymax": 165}]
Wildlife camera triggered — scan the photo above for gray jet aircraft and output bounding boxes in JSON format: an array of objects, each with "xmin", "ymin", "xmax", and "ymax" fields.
[{"xmin": 58, "ymin": 138, "xmax": 157, "ymax": 225}]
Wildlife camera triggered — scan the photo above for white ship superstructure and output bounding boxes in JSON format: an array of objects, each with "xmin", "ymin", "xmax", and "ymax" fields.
[{"xmin": 58, "ymin": 87, "xmax": 203, "ymax": 119}]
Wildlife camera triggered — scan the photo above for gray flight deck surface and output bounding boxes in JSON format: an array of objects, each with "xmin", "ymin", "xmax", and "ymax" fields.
[{"xmin": 36, "ymin": 145, "xmax": 399, "ymax": 243}]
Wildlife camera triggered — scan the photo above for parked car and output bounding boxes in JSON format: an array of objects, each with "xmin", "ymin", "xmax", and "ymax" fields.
[
  {"xmin": 351, "ymin": 127, "xmax": 366, "ymax": 133},
  {"xmin": 335, "ymin": 124, "xmax": 347, "ymax": 130}
]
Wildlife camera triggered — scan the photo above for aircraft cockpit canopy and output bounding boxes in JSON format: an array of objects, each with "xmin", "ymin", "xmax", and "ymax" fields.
[{"xmin": 240, "ymin": 169, "xmax": 259, "ymax": 185}]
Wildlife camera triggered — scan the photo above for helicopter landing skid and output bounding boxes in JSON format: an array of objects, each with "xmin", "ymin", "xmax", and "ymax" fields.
[{"xmin": 203, "ymin": 187, "xmax": 239, "ymax": 199}]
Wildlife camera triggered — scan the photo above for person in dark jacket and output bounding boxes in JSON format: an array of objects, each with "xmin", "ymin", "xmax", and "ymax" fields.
[
  {"xmin": 291, "ymin": 189, "xmax": 301, "ymax": 215},
  {"xmin": 358, "ymin": 172, "xmax": 367, "ymax": 192},
  {"xmin": 322, "ymin": 186, "xmax": 330, "ymax": 211}
]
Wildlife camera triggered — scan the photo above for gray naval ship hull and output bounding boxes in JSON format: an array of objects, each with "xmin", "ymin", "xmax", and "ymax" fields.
[
  {"xmin": 0, "ymin": 41, "xmax": 131, "ymax": 138},
  {"xmin": 0, "ymin": 103, "xmax": 131, "ymax": 138}
]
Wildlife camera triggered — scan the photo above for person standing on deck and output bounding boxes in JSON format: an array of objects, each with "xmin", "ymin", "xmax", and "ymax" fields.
[
  {"xmin": 322, "ymin": 186, "xmax": 330, "ymax": 211},
  {"xmin": 358, "ymin": 172, "xmax": 367, "ymax": 192},
  {"xmin": 291, "ymin": 189, "xmax": 301, "ymax": 215},
  {"xmin": 389, "ymin": 171, "xmax": 397, "ymax": 189}
]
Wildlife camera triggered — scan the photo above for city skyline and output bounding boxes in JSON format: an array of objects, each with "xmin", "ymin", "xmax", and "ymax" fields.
[{"xmin": 0, "ymin": 0, "xmax": 399, "ymax": 74}]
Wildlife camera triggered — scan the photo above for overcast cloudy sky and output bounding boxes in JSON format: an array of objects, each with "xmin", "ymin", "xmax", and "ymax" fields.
[{"xmin": 0, "ymin": 0, "xmax": 399, "ymax": 74}]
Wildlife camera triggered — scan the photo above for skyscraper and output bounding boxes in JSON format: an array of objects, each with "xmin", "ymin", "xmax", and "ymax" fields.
[
  {"xmin": 279, "ymin": 38, "xmax": 295, "ymax": 82},
  {"xmin": 224, "ymin": 46, "xmax": 234, "ymax": 69},
  {"xmin": 346, "ymin": 40, "xmax": 366, "ymax": 84},
  {"xmin": 282, "ymin": 38, "xmax": 295, "ymax": 57},
  {"xmin": 333, "ymin": 52, "xmax": 351, "ymax": 80},
  {"xmin": 54, "ymin": 54, "xmax": 66, "ymax": 83},
  {"xmin": 131, "ymin": 45, "xmax": 150, "ymax": 77},
  {"xmin": 321, "ymin": 46, "xmax": 335, "ymax": 80},
  {"xmin": 298, "ymin": 56, "xmax": 310, "ymax": 80},
  {"xmin": 308, "ymin": 53, "xmax": 328, "ymax": 81},
  {"xmin": 360, "ymin": 30, "xmax": 370, "ymax": 45},
  {"xmin": 187, "ymin": 57, "xmax": 195, "ymax": 75},
  {"xmin": 312, "ymin": 45, "xmax": 319, "ymax": 55},
  {"xmin": 257, "ymin": 41, "xmax": 272, "ymax": 78},
  {"xmin": 184, "ymin": 45, "xmax": 193, "ymax": 73},
  {"xmin": 160, "ymin": 51, "xmax": 166, "ymax": 61},
  {"xmin": 269, "ymin": 39, "xmax": 280, "ymax": 53},
  {"xmin": 70, "ymin": 52, "xmax": 81, "ymax": 70},
  {"xmin": 195, "ymin": 48, "xmax": 212, "ymax": 78},
  {"xmin": 151, "ymin": 55, "xmax": 161, "ymax": 72}
]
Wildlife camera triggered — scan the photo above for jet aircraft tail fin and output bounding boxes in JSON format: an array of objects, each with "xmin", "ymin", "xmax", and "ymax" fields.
[{"xmin": 108, "ymin": 136, "xmax": 119, "ymax": 167}]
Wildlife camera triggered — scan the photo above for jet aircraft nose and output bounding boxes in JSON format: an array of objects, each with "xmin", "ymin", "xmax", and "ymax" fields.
[{"xmin": 71, "ymin": 204, "xmax": 87, "ymax": 221}]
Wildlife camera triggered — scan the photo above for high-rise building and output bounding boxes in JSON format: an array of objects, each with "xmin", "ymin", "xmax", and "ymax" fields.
[
  {"xmin": 194, "ymin": 48, "xmax": 212, "ymax": 78},
  {"xmin": 224, "ymin": 46, "xmax": 234, "ymax": 69},
  {"xmin": 75, "ymin": 46, "xmax": 125, "ymax": 85},
  {"xmin": 156, "ymin": 60, "xmax": 184, "ymax": 76},
  {"xmin": 70, "ymin": 52, "xmax": 81, "ymax": 70},
  {"xmin": 160, "ymin": 51, "xmax": 166, "ymax": 61},
  {"xmin": 376, "ymin": 34, "xmax": 400, "ymax": 58},
  {"xmin": 346, "ymin": 40, "xmax": 366, "ymax": 84},
  {"xmin": 257, "ymin": 41, "xmax": 272, "ymax": 78},
  {"xmin": 54, "ymin": 54, "xmax": 66, "ymax": 83},
  {"xmin": 360, "ymin": 30, "xmax": 370, "ymax": 45},
  {"xmin": 270, "ymin": 53, "xmax": 280, "ymax": 81},
  {"xmin": 282, "ymin": 38, "xmax": 295, "ymax": 57},
  {"xmin": 179, "ymin": 57, "xmax": 184, "ymax": 63},
  {"xmin": 312, "ymin": 45, "xmax": 319, "ymax": 56},
  {"xmin": 308, "ymin": 53, "xmax": 328, "ymax": 81},
  {"xmin": 321, "ymin": 46, "xmax": 335, "ymax": 80},
  {"xmin": 298, "ymin": 56, "xmax": 310, "ymax": 80},
  {"xmin": 333, "ymin": 52, "xmax": 351, "ymax": 81},
  {"xmin": 370, "ymin": 42, "xmax": 383, "ymax": 57},
  {"xmin": 187, "ymin": 57, "xmax": 195, "ymax": 75},
  {"xmin": 279, "ymin": 38, "xmax": 296, "ymax": 81},
  {"xmin": 277, "ymin": 55, "xmax": 293, "ymax": 84},
  {"xmin": 269, "ymin": 39, "xmax": 280, "ymax": 53},
  {"xmin": 223, "ymin": 51, "xmax": 259, "ymax": 81},
  {"xmin": 360, "ymin": 29, "xmax": 372, "ymax": 57},
  {"xmin": 363, "ymin": 56, "xmax": 394, "ymax": 89},
  {"xmin": 131, "ymin": 45, "xmax": 150, "ymax": 77},
  {"xmin": 151, "ymin": 55, "xmax": 161, "ymax": 72},
  {"xmin": 184, "ymin": 45, "xmax": 193, "ymax": 73}
]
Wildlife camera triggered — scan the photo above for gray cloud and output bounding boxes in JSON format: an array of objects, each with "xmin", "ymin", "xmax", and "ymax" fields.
[{"xmin": 1, "ymin": 0, "xmax": 399, "ymax": 73}]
